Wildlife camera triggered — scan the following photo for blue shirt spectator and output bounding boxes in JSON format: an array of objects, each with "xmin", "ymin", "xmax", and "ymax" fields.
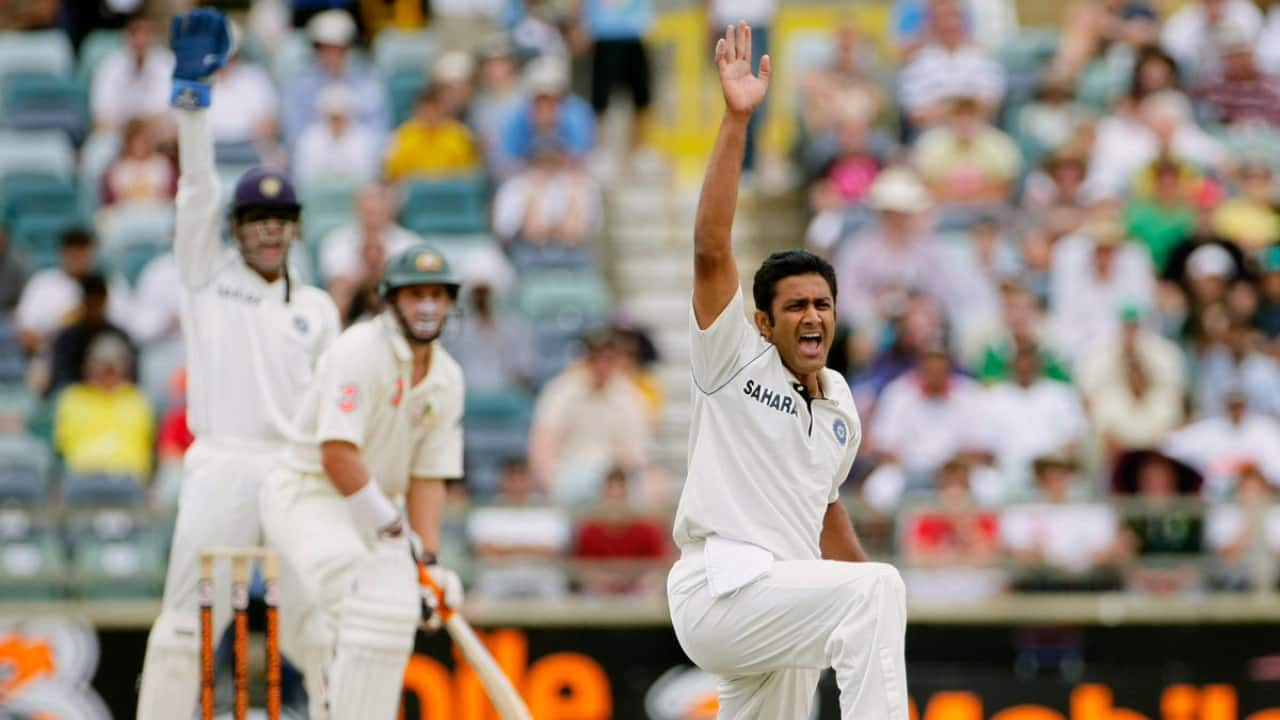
[
  {"xmin": 583, "ymin": 0, "xmax": 653, "ymax": 40},
  {"xmin": 500, "ymin": 57, "xmax": 596, "ymax": 169}
]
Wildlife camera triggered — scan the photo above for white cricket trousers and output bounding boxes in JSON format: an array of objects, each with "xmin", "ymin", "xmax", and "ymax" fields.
[
  {"xmin": 667, "ymin": 545, "xmax": 909, "ymax": 720},
  {"xmin": 137, "ymin": 438, "xmax": 307, "ymax": 720},
  {"xmin": 259, "ymin": 468, "xmax": 421, "ymax": 720}
]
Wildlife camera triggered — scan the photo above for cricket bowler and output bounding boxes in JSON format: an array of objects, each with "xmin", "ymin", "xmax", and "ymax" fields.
[
  {"xmin": 137, "ymin": 9, "xmax": 341, "ymax": 718},
  {"xmin": 666, "ymin": 23, "xmax": 909, "ymax": 719},
  {"xmin": 259, "ymin": 243, "xmax": 466, "ymax": 719}
]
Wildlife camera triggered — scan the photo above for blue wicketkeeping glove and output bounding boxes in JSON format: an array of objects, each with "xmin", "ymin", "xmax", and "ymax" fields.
[{"xmin": 169, "ymin": 8, "xmax": 232, "ymax": 110}]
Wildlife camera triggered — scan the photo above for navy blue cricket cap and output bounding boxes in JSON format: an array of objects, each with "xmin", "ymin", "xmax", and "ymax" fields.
[{"xmin": 231, "ymin": 166, "xmax": 301, "ymax": 217}]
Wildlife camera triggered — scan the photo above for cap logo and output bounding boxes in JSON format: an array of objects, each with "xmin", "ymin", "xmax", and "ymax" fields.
[
  {"xmin": 415, "ymin": 251, "xmax": 442, "ymax": 271},
  {"xmin": 260, "ymin": 177, "xmax": 282, "ymax": 198}
]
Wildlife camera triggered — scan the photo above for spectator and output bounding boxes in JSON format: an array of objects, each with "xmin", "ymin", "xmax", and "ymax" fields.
[
  {"xmin": 468, "ymin": 35, "xmax": 526, "ymax": 167},
  {"xmin": 528, "ymin": 329, "xmax": 652, "ymax": 505},
  {"xmin": 893, "ymin": 0, "xmax": 1020, "ymax": 54},
  {"xmin": 1000, "ymin": 455, "xmax": 1127, "ymax": 591},
  {"xmin": 53, "ymin": 334, "xmax": 154, "ymax": 479},
  {"xmin": 867, "ymin": 348, "xmax": 986, "ymax": 485},
  {"xmin": 383, "ymin": 84, "xmax": 482, "ymax": 181},
  {"xmin": 1015, "ymin": 75, "xmax": 1095, "ymax": 160},
  {"xmin": 806, "ymin": 101, "xmax": 882, "ymax": 214},
  {"xmin": 1085, "ymin": 91, "xmax": 1227, "ymax": 198},
  {"xmin": 467, "ymin": 460, "xmax": 572, "ymax": 599},
  {"xmin": 282, "ymin": 9, "xmax": 390, "ymax": 149},
  {"xmin": 1049, "ymin": 220, "xmax": 1156, "ymax": 359},
  {"xmin": 1190, "ymin": 24, "xmax": 1280, "ymax": 126},
  {"xmin": 1114, "ymin": 451, "xmax": 1204, "ymax": 594},
  {"xmin": 1078, "ymin": 306, "xmax": 1186, "ymax": 397},
  {"xmin": 941, "ymin": 216, "xmax": 1023, "ymax": 345},
  {"xmin": 913, "ymin": 95, "xmax": 1022, "ymax": 206},
  {"xmin": 574, "ymin": 466, "xmax": 669, "ymax": 597},
  {"xmin": 898, "ymin": 0, "xmax": 1005, "ymax": 131},
  {"xmin": 90, "ymin": 13, "xmax": 174, "ymax": 133},
  {"xmin": 832, "ymin": 167, "xmax": 947, "ymax": 331},
  {"xmin": 1021, "ymin": 148, "xmax": 1091, "ymax": 236},
  {"xmin": 501, "ymin": 56, "xmax": 597, "ymax": 172},
  {"xmin": 47, "ymin": 274, "xmax": 135, "ymax": 397},
  {"xmin": 1260, "ymin": 0, "xmax": 1280, "ymax": 74},
  {"xmin": 1205, "ymin": 463, "xmax": 1280, "ymax": 590},
  {"xmin": 0, "ymin": 232, "xmax": 28, "ymax": 315},
  {"xmin": 612, "ymin": 320, "xmax": 664, "ymax": 428},
  {"xmin": 708, "ymin": 0, "xmax": 777, "ymax": 171},
  {"xmin": 441, "ymin": 275, "xmax": 535, "ymax": 393},
  {"xmin": 492, "ymin": 134, "xmax": 603, "ymax": 245},
  {"xmin": 796, "ymin": 22, "xmax": 885, "ymax": 146},
  {"xmin": 1163, "ymin": 389, "xmax": 1280, "ymax": 497},
  {"xmin": 429, "ymin": 0, "xmax": 507, "ymax": 53},
  {"xmin": 15, "ymin": 230, "xmax": 128, "ymax": 352},
  {"xmin": 1161, "ymin": 0, "xmax": 1263, "ymax": 79},
  {"xmin": 981, "ymin": 346, "xmax": 1088, "ymax": 492},
  {"xmin": 293, "ymin": 84, "xmax": 380, "ymax": 186},
  {"xmin": 508, "ymin": 0, "xmax": 571, "ymax": 59},
  {"xmin": 206, "ymin": 27, "xmax": 280, "ymax": 149},
  {"xmin": 578, "ymin": 0, "xmax": 655, "ymax": 165},
  {"xmin": 321, "ymin": 184, "xmax": 422, "ymax": 317},
  {"xmin": 1213, "ymin": 161, "xmax": 1279, "ymax": 250},
  {"xmin": 1196, "ymin": 318, "xmax": 1280, "ymax": 417},
  {"xmin": 121, "ymin": 252, "xmax": 180, "ymax": 349},
  {"xmin": 850, "ymin": 292, "xmax": 949, "ymax": 406},
  {"xmin": 1256, "ymin": 249, "xmax": 1280, "ymax": 341},
  {"xmin": 1050, "ymin": 0, "xmax": 1160, "ymax": 82},
  {"xmin": 971, "ymin": 282, "xmax": 1072, "ymax": 384},
  {"xmin": 100, "ymin": 118, "xmax": 177, "ymax": 210},
  {"xmin": 1124, "ymin": 156, "xmax": 1196, "ymax": 272},
  {"xmin": 1089, "ymin": 344, "xmax": 1186, "ymax": 456},
  {"xmin": 900, "ymin": 457, "xmax": 1005, "ymax": 603}
]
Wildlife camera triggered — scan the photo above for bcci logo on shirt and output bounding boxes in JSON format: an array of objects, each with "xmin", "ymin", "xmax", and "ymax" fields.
[{"xmin": 833, "ymin": 418, "xmax": 848, "ymax": 446}]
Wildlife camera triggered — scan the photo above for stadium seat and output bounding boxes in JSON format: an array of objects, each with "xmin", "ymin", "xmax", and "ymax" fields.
[
  {"xmin": 387, "ymin": 68, "xmax": 427, "ymax": 126},
  {"xmin": 996, "ymin": 29, "xmax": 1059, "ymax": 73},
  {"xmin": 507, "ymin": 242, "xmax": 597, "ymax": 274},
  {"xmin": 71, "ymin": 533, "xmax": 165, "ymax": 599},
  {"xmin": 0, "ymin": 432, "xmax": 53, "ymax": 507},
  {"xmin": 515, "ymin": 271, "xmax": 611, "ymax": 328},
  {"xmin": 1076, "ymin": 59, "xmax": 1130, "ymax": 110},
  {"xmin": 271, "ymin": 30, "xmax": 314, "ymax": 85},
  {"xmin": 9, "ymin": 213, "xmax": 81, "ymax": 270},
  {"xmin": 0, "ymin": 31, "xmax": 74, "ymax": 82},
  {"xmin": 215, "ymin": 140, "xmax": 262, "ymax": 166},
  {"xmin": 78, "ymin": 130, "xmax": 120, "ymax": 216},
  {"xmin": 464, "ymin": 391, "xmax": 533, "ymax": 497},
  {"xmin": 0, "ymin": 72, "xmax": 89, "ymax": 142},
  {"xmin": 0, "ymin": 129, "xmax": 75, "ymax": 180},
  {"xmin": 0, "ymin": 511, "xmax": 68, "ymax": 599},
  {"xmin": 400, "ymin": 175, "xmax": 488, "ymax": 236},
  {"xmin": 0, "ymin": 172, "xmax": 79, "ymax": 221},
  {"xmin": 0, "ymin": 317, "xmax": 27, "ymax": 385},
  {"xmin": 301, "ymin": 180, "xmax": 359, "ymax": 255},
  {"xmin": 61, "ymin": 472, "xmax": 146, "ymax": 508},
  {"xmin": 372, "ymin": 29, "xmax": 437, "ymax": 78},
  {"xmin": 76, "ymin": 30, "xmax": 123, "ymax": 89},
  {"xmin": 100, "ymin": 205, "xmax": 176, "ymax": 284}
]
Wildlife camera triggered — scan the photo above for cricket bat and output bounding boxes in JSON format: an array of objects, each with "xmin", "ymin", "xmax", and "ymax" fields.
[{"xmin": 419, "ymin": 564, "xmax": 534, "ymax": 720}]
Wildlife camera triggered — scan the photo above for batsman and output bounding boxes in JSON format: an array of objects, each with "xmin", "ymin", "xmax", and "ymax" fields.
[
  {"xmin": 137, "ymin": 9, "xmax": 341, "ymax": 718},
  {"xmin": 666, "ymin": 23, "xmax": 908, "ymax": 718},
  {"xmin": 259, "ymin": 243, "xmax": 466, "ymax": 720}
]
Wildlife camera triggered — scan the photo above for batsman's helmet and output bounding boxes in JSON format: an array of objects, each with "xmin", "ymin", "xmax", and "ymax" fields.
[
  {"xmin": 379, "ymin": 243, "xmax": 461, "ymax": 298},
  {"xmin": 231, "ymin": 166, "xmax": 301, "ymax": 221}
]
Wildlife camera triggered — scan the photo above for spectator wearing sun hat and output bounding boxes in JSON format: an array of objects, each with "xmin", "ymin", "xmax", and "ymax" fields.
[
  {"xmin": 294, "ymin": 83, "xmax": 380, "ymax": 186},
  {"xmin": 500, "ymin": 55, "xmax": 597, "ymax": 173},
  {"xmin": 282, "ymin": 8, "xmax": 389, "ymax": 149}
]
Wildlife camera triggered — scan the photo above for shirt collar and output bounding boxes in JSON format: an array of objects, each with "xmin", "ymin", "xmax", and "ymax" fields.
[{"xmin": 379, "ymin": 311, "xmax": 448, "ymax": 389}]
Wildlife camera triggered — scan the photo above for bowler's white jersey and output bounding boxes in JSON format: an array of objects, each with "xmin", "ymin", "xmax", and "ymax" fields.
[
  {"xmin": 174, "ymin": 111, "xmax": 340, "ymax": 444},
  {"xmin": 672, "ymin": 289, "xmax": 862, "ymax": 561},
  {"xmin": 284, "ymin": 313, "xmax": 465, "ymax": 497}
]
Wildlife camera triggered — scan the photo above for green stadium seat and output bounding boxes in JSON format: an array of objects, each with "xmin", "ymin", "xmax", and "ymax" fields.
[
  {"xmin": 71, "ymin": 533, "xmax": 165, "ymax": 599},
  {"xmin": 0, "ymin": 512, "xmax": 68, "ymax": 600},
  {"xmin": 0, "ymin": 432, "xmax": 52, "ymax": 507},
  {"xmin": 387, "ymin": 68, "xmax": 427, "ymax": 126},
  {"xmin": 0, "ymin": 172, "xmax": 79, "ymax": 221},
  {"xmin": 61, "ymin": 472, "xmax": 146, "ymax": 509},
  {"xmin": 996, "ymin": 29, "xmax": 1060, "ymax": 72},
  {"xmin": 1076, "ymin": 60, "xmax": 1129, "ymax": 110},
  {"xmin": 373, "ymin": 29, "xmax": 437, "ymax": 78},
  {"xmin": 400, "ymin": 175, "xmax": 488, "ymax": 236},
  {"xmin": 300, "ymin": 180, "xmax": 359, "ymax": 257},
  {"xmin": 78, "ymin": 130, "xmax": 120, "ymax": 216},
  {"xmin": 9, "ymin": 213, "xmax": 81, "ymax": 270},
  {"xmin": 0, "ymin": 129, "xmax": 74, "ymax": 179},
  {"xmin": 0, "ymin": 72, "xmax": 88, "ymax": 141},
  {"xmin": 76, "ymin": 30, "xmax": 123, "ymax": 88},
  {"xmin": 100, "ymin": 205, "xmax": 175, "ymax": 284},
  {"xmin": 463, "ymin": 390, "xmax": 534, "ymax": 495},
  {"xmin": 516, "ymin": 271, "xmax": 611, "ymax": 325},
  {"xmin": 0, "ymin": 319, "xmax": 26, "ymax": 384},
  {"xmin": 0, "ymin": 31, "xmax": 73, "ymax": 82}
]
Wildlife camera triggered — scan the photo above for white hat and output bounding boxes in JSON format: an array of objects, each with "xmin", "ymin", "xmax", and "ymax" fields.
[
  {"xmin": 318, "ymin": 83, "xmax": 353, "ymax": 116},
  {"xmin": 525, "ymin": 55, "xmax": 569, "ymax": 96},
  {"xmin": 1215, "ymin": 21, "xmax": 1255, "ymax": 54},
  {"xmin": 1187, "ymin": 243, "xmax": 1235, "ymax": 279},
  {"xmin": 433, "ymin": 50, "xmax": 475, "ymax": 84},
  {"xmin": 307, "ymin": 9, "xmax": 356, "ymax": 47},
  {"xmin": 87, "ymin": 334, "xmax": 131, "ymax": 369},
  {"xmin": 868, "ymin": 166, "xmax": 932, "ymax": 214}
]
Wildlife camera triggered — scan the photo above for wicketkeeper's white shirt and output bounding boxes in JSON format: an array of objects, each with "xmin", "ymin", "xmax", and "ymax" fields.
[
  {"xmin": 175, "ymin": 111, "xmax": 340, "ymax": 446},
  {"xmin": 284, "ymin": 312, "xmax": 465, "ymax": 497},
  {"xmin": 672, "ymin": 288, "xmax": 862, "ymax": 563}
]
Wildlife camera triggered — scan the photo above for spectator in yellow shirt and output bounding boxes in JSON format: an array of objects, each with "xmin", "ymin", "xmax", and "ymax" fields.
[
  {"xmin": 54, "ymin": 334, "xmax": 155, "ymax": 479},
  {"xmin": 383, "ymin": 84, "xmax": 482, "ymax": 181}
]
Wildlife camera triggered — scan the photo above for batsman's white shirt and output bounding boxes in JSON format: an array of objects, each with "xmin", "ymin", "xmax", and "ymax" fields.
[
  {"xmin": 175, "ymin": 111, "xmax": 340, "ymax": 444},
  {"xmin": 283, "ymin": 312, "xmax": 465, "ymax": 496},
  {"xmin": 673, "ymin": 288, "xmax": 862, "ymax": 564}
]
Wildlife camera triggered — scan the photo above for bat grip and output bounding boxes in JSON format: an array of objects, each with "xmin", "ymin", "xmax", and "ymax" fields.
[{"xmin": 417, "ymin": 562, "xmax": 456, "ymax": 622}]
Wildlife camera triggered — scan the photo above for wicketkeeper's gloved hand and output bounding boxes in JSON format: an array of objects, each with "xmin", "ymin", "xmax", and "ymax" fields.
[{"xmin": 169, "ymin": 8, "xmax": 232, "ymax": 109}]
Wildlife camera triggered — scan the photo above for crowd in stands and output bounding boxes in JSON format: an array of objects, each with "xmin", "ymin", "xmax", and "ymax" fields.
[{"xmin": 2, "ymin": 0, "xmax": 1280, "ymax": 605}]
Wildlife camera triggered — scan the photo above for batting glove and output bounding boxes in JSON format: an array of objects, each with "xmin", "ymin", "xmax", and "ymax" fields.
[{"xmin": 169, "ymin": 8, "xmax": 232, "ymax": 109}]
